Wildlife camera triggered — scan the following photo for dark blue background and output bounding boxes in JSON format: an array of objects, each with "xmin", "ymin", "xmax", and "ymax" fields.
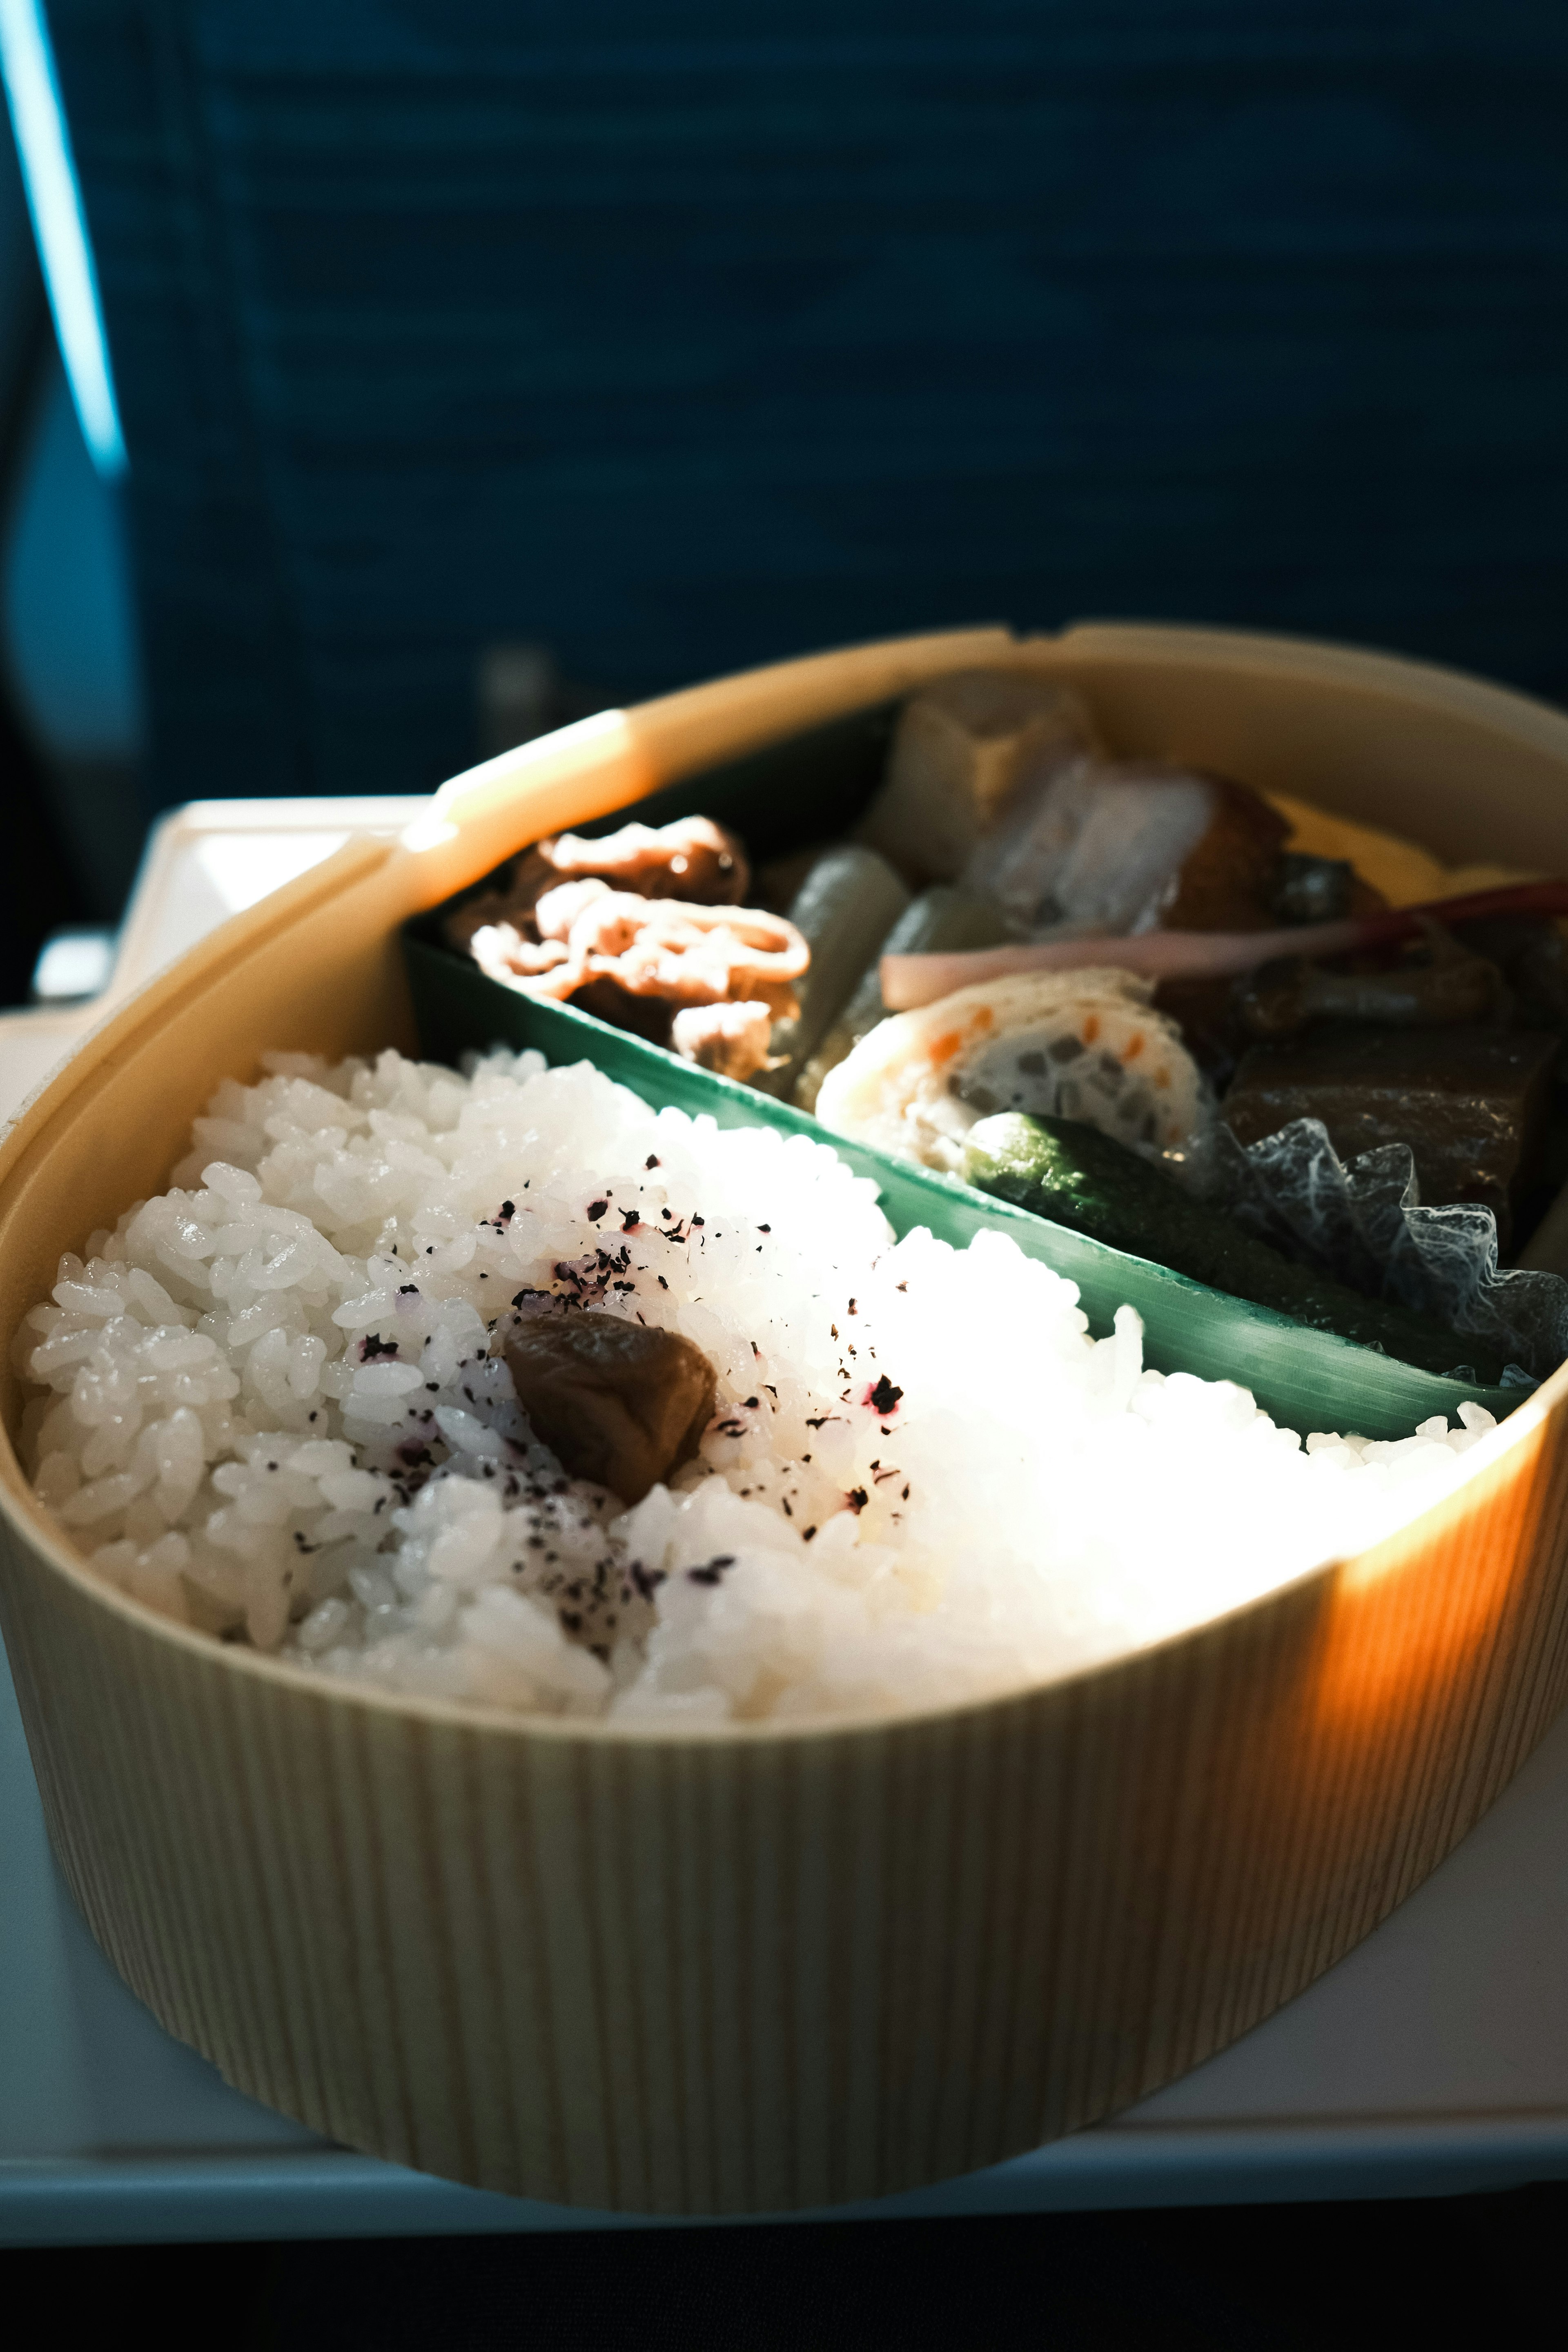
[{"xmin": 47, "ymin": 2, "xmax": 1568, "ymax": 804}]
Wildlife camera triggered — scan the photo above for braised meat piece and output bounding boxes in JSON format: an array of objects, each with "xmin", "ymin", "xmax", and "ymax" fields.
[
  {"xmin": 1158, "ymin": 776, "xmax": 1291, "ymax": 934},
  {"xmin": 1147, "ymin": 775, "xmax": 1289, "ymax": 1079}
]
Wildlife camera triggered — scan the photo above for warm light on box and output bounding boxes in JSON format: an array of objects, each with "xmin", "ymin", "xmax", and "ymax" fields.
[{"xmin": 2, "ymin": 625, "xmax": 1567, "ymax": 2215}]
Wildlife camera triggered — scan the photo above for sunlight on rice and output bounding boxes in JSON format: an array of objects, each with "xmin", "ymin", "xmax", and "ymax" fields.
[{"xmin": 16, "ymin": 1048, "xmax": 1495, "ymax": 1723}]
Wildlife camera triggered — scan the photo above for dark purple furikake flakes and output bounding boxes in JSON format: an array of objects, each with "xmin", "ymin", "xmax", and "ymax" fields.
[{"xmin": 687, "ymin": 1555, "xmax": 737, "ymax": 1586}]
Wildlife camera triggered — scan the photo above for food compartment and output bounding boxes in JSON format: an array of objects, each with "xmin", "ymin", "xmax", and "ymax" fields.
[{"xmin": 404, "ymin": 688, "xmax": 1539, "ymax": 1438}]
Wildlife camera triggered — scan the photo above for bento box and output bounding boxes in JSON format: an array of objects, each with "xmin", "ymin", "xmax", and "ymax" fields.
[{"xmin": 3, "ymin": 622, "xmax": 1568, "ymax": 2217}]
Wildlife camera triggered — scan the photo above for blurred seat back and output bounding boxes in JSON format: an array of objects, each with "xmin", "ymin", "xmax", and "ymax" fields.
[{"xmin": 45, "ymin": 4, "xmax": 1568, "ymax": 815}]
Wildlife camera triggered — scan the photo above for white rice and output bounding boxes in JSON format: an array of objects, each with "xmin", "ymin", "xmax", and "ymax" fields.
[{"xmin": 16, "ymin": 1047, "xmax": 1496, "ymax": 1724}]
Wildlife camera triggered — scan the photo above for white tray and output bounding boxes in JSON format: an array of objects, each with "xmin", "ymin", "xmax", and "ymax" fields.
[
  {"xmin": 0, "ymin": 797, "xmax": 429, "ymax": 1115},
  {"xmin": 3, "ymin": 799, "xmax": 1567, "ymax": 2244}
]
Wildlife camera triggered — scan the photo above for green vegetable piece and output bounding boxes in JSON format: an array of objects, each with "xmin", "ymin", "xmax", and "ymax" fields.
[{"xmin": 963, "ymin": 1112, "xmax": 1509, "ymax": 1387}]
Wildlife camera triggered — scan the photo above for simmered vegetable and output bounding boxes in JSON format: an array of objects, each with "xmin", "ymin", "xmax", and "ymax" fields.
[
  {"xmin": 760, "ymin": 846, "xmax": 910, "ymax": 1096},
  {"xmin": 857, "ymin": 669, "xmax": 1100, "ymax": 883},
  {"xmin": 794, "ymin": 884, "xmax": 1009, "ymax": 1114}
]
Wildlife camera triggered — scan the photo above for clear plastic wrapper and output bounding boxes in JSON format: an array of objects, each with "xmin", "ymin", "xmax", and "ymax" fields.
[{"xmin": 1216, "ymin": 1117, "xmax": 1567, "ymax": 1385}]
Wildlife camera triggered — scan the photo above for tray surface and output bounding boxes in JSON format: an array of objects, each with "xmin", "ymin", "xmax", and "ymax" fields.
[
  {"xmin": 3, "ymin": 793, "xmax": 1567, "ymax": 2244},
  {"xmin": 5, "ymin": 1624, "xmax": 1568, "ymax": 2244}
]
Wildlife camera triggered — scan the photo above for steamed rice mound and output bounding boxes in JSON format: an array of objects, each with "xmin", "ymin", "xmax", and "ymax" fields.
[{"xmin": 17, "ymin": 1048, "xmax": 1496, "ymax": 1724}]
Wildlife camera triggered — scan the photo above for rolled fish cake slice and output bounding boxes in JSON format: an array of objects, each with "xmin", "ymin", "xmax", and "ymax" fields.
[{"xmin": 814, "ymin": 968, "xmax": 1208, "ymax": 1175}]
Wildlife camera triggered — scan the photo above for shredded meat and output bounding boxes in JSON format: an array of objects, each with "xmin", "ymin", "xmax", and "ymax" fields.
[
  {"xmin": 470, "ymin": 889, "xmax": 807, "ymax": 1029},
  {"xmin": 533, "ymin": 877, "xmax": 613, "ymax": 940},
  {"xmin": 670, "ymin": 1000, "xmax": 780, "ymax": 1081},
  {"xmin": 445, "ymin": 817, "xmax": 748, "ymax": 957},
  {"xmin": 467, "ymin": 924, "xmax": 571, "ymax": 979},
  {"xmin": 540, "ymin": 816, "xmax": 749, "ymax": 904},
  {"xmin": 569, "ymin": 895, "xmax": 804, "ymax": 1005},
  {"xmin": 450, "ymin": 813, "xmax": 800, "ymax": 1056}
]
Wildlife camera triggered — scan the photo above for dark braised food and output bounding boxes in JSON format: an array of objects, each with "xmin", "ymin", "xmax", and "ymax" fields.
[
  {"xmin": 502, "ymin": 1312, "xmax": 718, "ymax": 1504},
  {"xmin": 1453, "ymin": 915, "xmax": 1568, "ymax": 1038},
  {"xmin": 1157, "ymin": 775, "xmax": 1291, "ymax": 934},
  {"xmin": 1222, "ymin": 1025, "xmax": 1558, "ymax": 1251},
  {"xmin": 1271, "ymin": 853, "xmax": 1356, "ymax": 925},
  {"xmin": 1236, "ymin": 924, "xmax": 1508, "ymax": 1040}
]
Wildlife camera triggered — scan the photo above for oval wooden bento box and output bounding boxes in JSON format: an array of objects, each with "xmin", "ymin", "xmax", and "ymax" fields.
[{"xmin": 4, "ymin": 623, "xmax": 1568, "ymax": 2217}]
